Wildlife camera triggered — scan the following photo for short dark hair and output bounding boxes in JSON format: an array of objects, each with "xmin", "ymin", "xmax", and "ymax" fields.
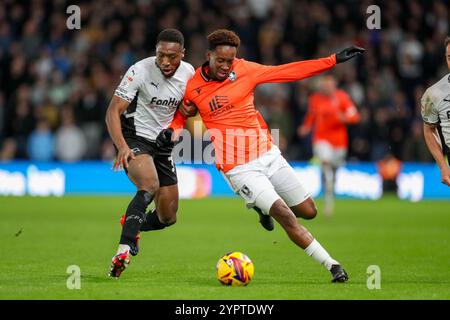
[
  {"xmin": 445, "ymin": 36, "xmax": 450, "ymax": 48},
  {"xmin": 207, "ymin": 29, "xmax": 240, "ymax": 50},
  {"xmin": 157, "ymin": 29, "xmax": 184, "ymax": 47}
]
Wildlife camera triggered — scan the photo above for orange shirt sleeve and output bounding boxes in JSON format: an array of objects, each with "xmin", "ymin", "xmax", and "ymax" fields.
[
  {"xmin": 169, "ymin": 86, "xmax": 195, "ymax": 131},
  {"xmin": 245, "ymin": 55, "xmax": 336, "ymax": 86},
  {"xmin": 169, "ymin": 109, "xmax": 187, "ymax": 131}
]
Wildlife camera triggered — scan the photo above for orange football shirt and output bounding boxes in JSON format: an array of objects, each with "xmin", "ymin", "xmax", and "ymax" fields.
[
  {"xmin": 171, "ymin": 55, "xmax": 337, "ymax": 172},
  {"xmin": 302, "ymin": 89, "xmax": 360, "ymax": 148}
]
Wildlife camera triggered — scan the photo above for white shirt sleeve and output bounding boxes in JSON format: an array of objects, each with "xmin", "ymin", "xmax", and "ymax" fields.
[
  {"xmin": 421, "ymin": 89, "xmax": 439, "ymax": 124},
  {"xmin": 114, "ymin": 65, "xmax": 142, "ymax": 103}
]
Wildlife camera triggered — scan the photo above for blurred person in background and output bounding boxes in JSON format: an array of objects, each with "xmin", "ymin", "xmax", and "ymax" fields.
[
  {"xmin": 298, "ymin": 75, "xmax": 360, "ymax": 215},
  {"xmin": 0, "ymin": 138, "xmax": 17, "ymax": 161},
  {"xmin": 377, "ymin": 153, "xmax": 402, "ymax": 192},
  {"xmin": 0, "ymin": 93, "xmax": 4, "ymax": 147},
  {"xmin": 27, "ymin": 118, "xmax": 54, "ymax": 161},
  {"xmin": 421, "ymin": 36, "xmax": 450, "ymax": 186},
  {"xmin": 402, "ymin": 120, "xmax": 434, "ymax": 162},
  {"xmin": 4, "ymin": 86, "xmax": 35, "ymax": 159},
  {"xmin": 55, "ymin": 105, "xmax": 86, "ymax": 162},
  {"xmin": 255, "ymin": 83, "xmax": 294, "ymax": 155}
]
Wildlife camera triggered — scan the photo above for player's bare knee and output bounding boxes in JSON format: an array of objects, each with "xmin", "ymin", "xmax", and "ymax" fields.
[
  {"xmin": 160, "ymin": 207, "xmax": 178, "ymax": 226},
  {"xmin": 155, "ymin": 197, "xmax": 178, "ymax": 227},
  {"xmin": 296, "ymin": 198, "xmax": 317, "ymax": 220},
  {"xmin": 160, "ymin": 215, "xmax": 177, "ymax": 226},
  {"xmin": 139, "ymin": 178, "xmax": 160, "ymax": 194},
  {"xmin": 304, "ymin": 203, "xmax": 318, "ymax": 220}
]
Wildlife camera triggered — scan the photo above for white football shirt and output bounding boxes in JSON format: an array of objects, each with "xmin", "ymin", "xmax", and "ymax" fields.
[
  {"xmin": 421, "ymin": 73, "xmax": 450, "ymax": 148},
  {"xmin": 114, "ymin": 57, "xmax": 195, "ymax": 141}
]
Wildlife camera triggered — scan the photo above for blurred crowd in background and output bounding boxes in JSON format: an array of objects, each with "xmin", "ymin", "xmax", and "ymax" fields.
[{"xmin": 0, "ymin": 0, "xmax": 449, "ymax": 163}]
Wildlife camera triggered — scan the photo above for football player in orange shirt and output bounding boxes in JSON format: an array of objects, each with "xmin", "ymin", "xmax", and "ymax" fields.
[
  {"xmin": 159, "ymin": 29, "xmax": 364, "ymax": 282},
  {"xmin": 298, "ymin": 75, "xmax": 360, "ymax": 215}
]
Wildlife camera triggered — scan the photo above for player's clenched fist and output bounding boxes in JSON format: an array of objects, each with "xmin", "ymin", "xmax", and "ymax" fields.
[
  {"xmin": 156, "ymin": 128, "xmax": 175, "ymax": 148},
  {"xmin": 113, "ymin": 145, "xmax": 136, "ymax": 171},
  {"xmin": 179, "ymin": 100, "xmax": 198, "ymax": 117}
]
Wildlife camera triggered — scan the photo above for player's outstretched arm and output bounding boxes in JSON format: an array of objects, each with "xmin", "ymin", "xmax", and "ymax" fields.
[
  {"xmin": 248, "ymin": 46, "xmax": 365, "ymax": 85},
  {"xmin": 105, "ymin": 95, "xmax": 136, "ymax": 171},
  {"xmin": 423, "ymin": 122, "xmax": 450, "ymax": 186}
]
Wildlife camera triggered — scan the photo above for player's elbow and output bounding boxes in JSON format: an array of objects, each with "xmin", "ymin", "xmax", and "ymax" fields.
[
  {"xmin": 105, "ymin": 110, "xmax": 111, "ymax": 128},
  {"xmin": 423, "ymin": 123, "xmax": 436, "ymax": 140},
  {"xmin": 423, "ymin": 122, "xmax": 435, "ymax": 133},
  {"xmin": 105, "ymin": 104, "xmax": 116, "ymax": 128},
  {"xmin": 142, "ymin": 179, "xmax": 160, "ymax": 195},
  {"xmin": 106, "ymin": 97, "xmax": 127, "ymax": 124}
]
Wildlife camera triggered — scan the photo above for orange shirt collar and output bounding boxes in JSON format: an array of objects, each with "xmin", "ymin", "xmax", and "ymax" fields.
[{"xmin": 200, "ymin": 62, "xmax": 212, "ymax": 82}]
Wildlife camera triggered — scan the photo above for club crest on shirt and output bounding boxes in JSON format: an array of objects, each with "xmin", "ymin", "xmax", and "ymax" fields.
[{"xmin": 228, "ymin": 71, "xmax": 237, "ymax": 81}]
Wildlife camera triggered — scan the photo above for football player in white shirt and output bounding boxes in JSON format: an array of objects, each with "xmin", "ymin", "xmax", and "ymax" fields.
[
  {"xmin": 106, "ymin": 29, "xmax": 195, "ymax": 277},
  {"xmin": 421, "ymin": 36, "xmax": 450, "ymax": 187}
]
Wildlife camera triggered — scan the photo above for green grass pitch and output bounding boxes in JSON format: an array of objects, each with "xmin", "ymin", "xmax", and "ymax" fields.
[{"xmin": 0, "ymin": 195, "xmax": 449, "ymax": 300}]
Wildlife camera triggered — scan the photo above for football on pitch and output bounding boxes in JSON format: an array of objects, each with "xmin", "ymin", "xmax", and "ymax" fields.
[{"xmin": 216, "ymin": 251, "xmax": 254, "ymax": 286}]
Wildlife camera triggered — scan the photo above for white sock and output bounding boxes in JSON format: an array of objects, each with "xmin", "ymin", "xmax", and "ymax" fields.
[
  {"xmin": 304, "ymin": 239, "xmax": 339, "ymax": 271},
  {"xmin": 117, "ymin": 244, "xmax": 130, "ymax": 254}
]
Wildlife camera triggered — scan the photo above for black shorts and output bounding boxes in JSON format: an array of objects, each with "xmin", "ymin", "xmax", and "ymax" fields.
[{"xmin": 115, "ymin": 135, "xmax": 177, "ymax": 187}]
